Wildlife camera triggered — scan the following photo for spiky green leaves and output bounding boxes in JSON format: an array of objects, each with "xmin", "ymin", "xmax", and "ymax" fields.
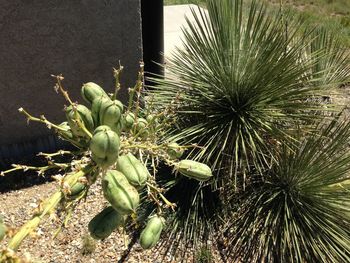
[
  {"xmin": 148, "ymin": 0, "xmax": 339, "ymax": 182},
  {"xmin": 225, "ymin": 118, "xmax": 350, "ymax": 262},
  {"xmin": 303, "ymin": 26, "xmax": 350, "ymax": 86},
  {"xmin": 144, "ymin": 0, "xmax": 350, "ymax": 256}
]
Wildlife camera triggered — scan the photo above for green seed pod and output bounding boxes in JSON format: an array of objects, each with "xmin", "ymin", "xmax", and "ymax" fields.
[
  {"xmin": 65, "ymin": 105, "xmax": 94, "ymax": 137},
  {"xmin": 90, "ymin": 126, "xmax": 120, "ymax": 168},
  {"xmin": 167, "ymin": 142, "xmax": 184, "ymax": 159},
  {"xmin": 176, "ymin": 160, "xmax": 213, "ymax": 181},
  {"xmin": 136, "ymin": 118, "xmax": 147, "ymax": 130},
  {"xmin": 81, "ymin": 82, "xmax": 108, "ymax": 104},
  {"xmin": 58, "ymin": 122, "xmax": 74, "ymax": 140},
  {"xmin": 57, "ymin": 122, "xmax": 88, "ymax": 148},
  {"xmin": 0, "ymin": 218, "xmax": 7, "ymax": 242},
  {"xmin": 114, "ymin": 100, "xmax": 124, "ymax": 112},
  {"xmin": 88, "ymin": 206, "xmax": 124, "ymax": 240},
  {"xmin": 99, "ymin": 98, "xmax": 123, "ymax": 134},
  {"xmin": 123, "ymin": 112, "xmax": 135, "ymax": 130},
  {"xmin": 134, "ymin": 118, "xmax": 149, "ymax": 137},
  {"xmin": 102, "ymin": 170, "xmax": 140, "ymax": 214},
  {"xmin": 91, "ymin": 96, "xmax": 108, "ymax": 126},
  {"xmin": 68, "ymin": 182, "xmax": 86, "ymax": 197},
  {"xmin": 116, "ymin": 153, "xmax": 149, "ymax": 188},
  {"xmin": 146, "ymin": 114, "xmax": 155, "ymax": 123},
  {"xmin": 140, "ymin": 215, "xmax": 165, "ymax": 249},
  {"xmin": 93, "ymin": 125, "xmax": 111, "ymax": 134}
]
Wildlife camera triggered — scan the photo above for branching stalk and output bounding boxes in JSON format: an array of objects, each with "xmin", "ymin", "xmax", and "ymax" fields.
[
  {"xmin": 146, "ymin": 182, "xmax": 176, "ymax": 211},
  {"xmin": 6, "ymin": 165, "xmax": 93, "ymax": 251},
  {"xmin": 0, "ymin": 163, "xmax": 69, "ymax": 177},
  {"xmin": 112, "ymin": 62, "xmax": 124, "ymax": 100},
  {"xmin": 18, "ymin": 108, "xmax": 65, "ymax": 132},
  {"xmin": 53, "ymin": 75, "xmax": 74, "ymax": 106},
  {"xmin": 38, "ymin": 150, "xmax": 74, "ymax": 159}
]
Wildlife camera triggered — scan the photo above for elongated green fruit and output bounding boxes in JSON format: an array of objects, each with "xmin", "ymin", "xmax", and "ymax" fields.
[
  {"xmin": 123, "ymin": 112, "xmax": 135, "ymax": 130},
  {"xmin": 114, "ymin": 100, "xmax": 124, "ymax": 112},
  {"xmin": 65, "ymin": 105, "xmax": 94, "ymax": 137},
  {"xmin": 58, "ymin": 122, "xmax": 74, "ymax": 140},
  {"xmin": 140, "ymin": 215, "xmax": 164, "ymax": 249},
  {"xmin": 99, "ymin": 98, "xmax": 123, "ymax": 134},
  {"xmin": 88, "ymin": 206, "xmax": 124, "ymax": 240},
  {"xmin": 91, "ymin": 96, "xmax": 108, "ymax": 126},
  {"xmin": 102, "ymin": 170, "xmax": 139, "ymax": 214},
  {"xmin": 68, "ymin": 182, "xmax": 86, "ymax": 197},
  {"xmin": 146, "ymin": 114, "xmax": 155, "ymax": 123},
  {"xmin": 116, "ymin": 153, "xmax": 149, "ymax": 188},
  {"xmin": 81, "ymin": 82, "xmax": 108, "ymax": 104},
  {"xmin": 93, "ymin": 125, "xmax": 111, "ymax": 134},
  {"xmin": 134, "ymin": 118, "xmax": 149, "ymax": 137},
  {"xmin": 90, "ymin": 126, "xmax": 120, "ymax": 168},
  {"xmin": 57, "ymin": 122, "xmax": 88, "ymax": 148},
  {"xmin": 176, "ymin": 160, "xmax": 213, "ymax": 181},
  {"xmin": 167, "ymin": 142, "xmax": 184, "ymax": 159}
]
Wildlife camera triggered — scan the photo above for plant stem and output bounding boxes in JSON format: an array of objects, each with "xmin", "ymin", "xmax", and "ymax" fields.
[
  {"xmin": 0, "ymin": 163, "xmax": 69, "ymax": 177},
  {"xmin": 18, "ymin": 108, "xmax": 65, "ymax": 132},
  {"xmin": 146, "ymin": 182, "xmax": 176, "ymax": 211},
  {"xmin": 112, "ymin": 63, "xmax": 124, "ymax": 100},
  {"xmin": 127, "ymin": 61, "xmax": 144, "ymax": 113},
  {"xmin": 37, "ymin": 150, "xmax": 74, "ymax": 159},
  {"xmin": 7, "ymin": 165, "xmax": 93, "ymax": 251},
  {"xmin": 54, "ymin": 75, "xmax": 74, "ymax": 106}
]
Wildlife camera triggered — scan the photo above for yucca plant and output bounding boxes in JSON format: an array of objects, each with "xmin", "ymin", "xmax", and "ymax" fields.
[
  {"xmin": 303, "ymin": 26, "xmax": 350, "ymax": 86},
  {"xmin": 149, "ymin": 0, "xmax": 340, "ymax": 183},
  {"xmin": 224, "ymin": 116, "xmax": 350, "ymax": 262},
  {"xmin": 147, "ymin": 0, "xmax": 349, "ymax": 258}
]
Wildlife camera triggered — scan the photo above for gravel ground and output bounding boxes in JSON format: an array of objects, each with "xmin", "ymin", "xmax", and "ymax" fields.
[{"xmin": 0, "ymin": 180, "xmax": 224, "ymax": 263}]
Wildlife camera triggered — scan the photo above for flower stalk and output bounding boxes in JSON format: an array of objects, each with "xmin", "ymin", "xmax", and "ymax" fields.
[{"xmin": 5, "ymin": 165, "xmax": 93, "ymax": 251}]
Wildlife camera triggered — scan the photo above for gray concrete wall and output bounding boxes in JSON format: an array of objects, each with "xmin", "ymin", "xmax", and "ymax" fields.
[{"xmin": 0, "ymin": 0, "xmax": 142, "ymax": 164}]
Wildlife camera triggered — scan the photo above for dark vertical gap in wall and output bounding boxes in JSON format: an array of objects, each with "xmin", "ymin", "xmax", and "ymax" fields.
[{"xmin": 141, "ymin": 0, "xmax": 164, "ymax": 86}]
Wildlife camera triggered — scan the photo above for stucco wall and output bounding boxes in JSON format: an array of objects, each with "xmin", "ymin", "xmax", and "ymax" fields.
[{"xmin": 0, "ymin": 0, "xmax": 142, "ymax": 164}]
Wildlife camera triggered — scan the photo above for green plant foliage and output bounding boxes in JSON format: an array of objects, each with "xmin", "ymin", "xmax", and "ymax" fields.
[
  {"xmin": 224, "ymin": 116, "xmax": 350, "ymax": 262},
  {"xmin": 303, "ymin": 26, "xmax": 350, "ymax": 85},
  {"xmin": 148, "ymin": 0, "xmax": 350, "ymax": 257},
  {"xmin": 150, "ymin": 0, "xmax": 340, "ymax": 186},
  {"xmin": 0, "ymin": 64, "xmax": 217, "ymax": 261},
  {"xmin": 165, "ymin": 0, "xmax": 204, "ymax": 5}
]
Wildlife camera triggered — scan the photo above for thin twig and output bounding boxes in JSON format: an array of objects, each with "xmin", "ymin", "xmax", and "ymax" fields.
[
  {"xmin": 18, "ymin": 108, "xmax": 66, "ymax": 131},
  {"xmin": 112, "ymin": 62, "xmax": 124, "ymax": 100},
  {"xmin": 6, "ymin": 165, "xmax": 93, "ymax": 251}
]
